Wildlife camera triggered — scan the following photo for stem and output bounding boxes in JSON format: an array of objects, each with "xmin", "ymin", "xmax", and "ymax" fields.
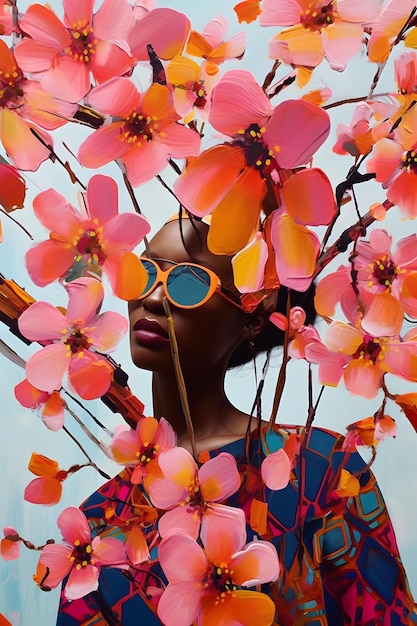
[
  {"xmin": 0, "ymin": 207, "xmax": 33, "ymax": 239},
  {"xmin": 63, "ymin": 390, "xmax": 113, "ymax": 436},
  {"xmin": 29, "ymin": 128, "xmax": 86, "ymax": 189},
  {"xmin": 268, "ymin": 295, "xmax": 291, "ymax": 430},
  {"xmin": 163, "ymin": 297, "xmax": 197, "ymax": 460},
  {"xmin": 62, "ymin": 423, "xmax": 111, "ymax": 480}
]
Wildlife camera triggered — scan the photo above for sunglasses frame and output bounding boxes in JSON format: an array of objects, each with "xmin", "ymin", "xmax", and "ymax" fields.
[{"xmin": 138, "ymin": 257, "xmax": 245, "ymax": 310}]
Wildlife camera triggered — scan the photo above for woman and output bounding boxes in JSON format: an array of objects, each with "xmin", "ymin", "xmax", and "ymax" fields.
[{"xmin": 55, "ymin": 216, "xmax": 417, "ymax": 626}]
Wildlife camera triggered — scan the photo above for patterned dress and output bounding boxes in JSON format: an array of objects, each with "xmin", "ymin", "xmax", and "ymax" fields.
[{"xmin": 56, "ymin": 424, "xmax": 417, "ymax": 625}]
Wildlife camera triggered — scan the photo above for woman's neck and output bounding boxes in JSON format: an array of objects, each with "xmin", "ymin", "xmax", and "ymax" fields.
[{"xmin": 151, "ymin": 370, "xmax": 254, "ymax": 455}]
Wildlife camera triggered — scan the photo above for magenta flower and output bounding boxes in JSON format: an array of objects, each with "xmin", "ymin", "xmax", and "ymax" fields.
[
  {"xmin": 38, "ymin": 507, "xmax": 127, "ymax": 600},
  {"xmin": 157, "ymin": 508, "xmax": 279, "ymax": 626},
  {"xmin": 17, "ymin": 278, "xmax": 127, "ymax": 399},
  {"xmin": 14, "ymin": 0, "xmax": 135, "ymax": 102},
  {"xmin": 78, "ymin": 77, "xmax": 201, "ymax": 186},
  {"xmin": 146, "ymin": 447, "xmax": 241, "ymax": 540},
  {"xmin": 25, "ymin": 174, "xmax": 150, "ymax": 300}
]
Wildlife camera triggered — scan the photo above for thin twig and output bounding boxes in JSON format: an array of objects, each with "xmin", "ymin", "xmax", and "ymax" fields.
[
  {"xmin": 29, "ymin": 128, "xmax": 86, "ymax": 189},
  {"xmin": 0, "ymin": 207, "xmax": 33, "ymax": 239},
  {"xmin": 63, "ymin": 389, "xmax": 113, "ymax": 436},
  {"xmin": 62, "ymin": 425, "xmax": 111, "ymax": 480},
  {"xmin": 64, "ymin": 404, "xmax": 113, "ymax": 461},
  {"xmin": 122, "ymin": 172, "xmax": 151, "ymax": 257},
  {"xmin": 163, "ymin": 297, "xmax": 197, "ymax": 460}
]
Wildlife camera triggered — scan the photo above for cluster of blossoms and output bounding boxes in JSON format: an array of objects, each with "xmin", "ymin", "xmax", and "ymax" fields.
[{"xmin": 3, "ymin": 0, "xmax": 417, "ymax": 624}]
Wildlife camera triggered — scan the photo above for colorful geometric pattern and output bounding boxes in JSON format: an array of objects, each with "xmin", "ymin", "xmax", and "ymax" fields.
[{"xmin": 56, "ymin": 425, "xmax": 417, "ymax": 625}]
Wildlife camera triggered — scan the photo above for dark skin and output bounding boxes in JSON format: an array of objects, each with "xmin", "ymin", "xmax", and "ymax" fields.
[{"xmin": 128, "ymin": 219, "xmax": 266, "ymax": 455}]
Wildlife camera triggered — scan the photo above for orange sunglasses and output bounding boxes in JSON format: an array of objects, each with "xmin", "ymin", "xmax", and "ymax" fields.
[{"xmin": 138, "ymin": 257, "xmax": 245, "ymax": 310}]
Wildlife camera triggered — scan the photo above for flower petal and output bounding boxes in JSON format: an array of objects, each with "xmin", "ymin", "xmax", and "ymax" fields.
[
  {"xmin": 0, "ymin": 109, "xmax": 51, "ymax": 171},
  {"xmin": 88, "ymin": 311, "xmax": 128, "ymax": 351},
  {"xmin": 57, "ymin": 507, "xmax": 91, "ymax": 545},
  {"xmin": 24, "ymin": 477, "xmax": 62, "ymax": 506},
  {"xmin": 158, "ymin": 506, "xmax": 200, "ymax": 540},
  {"xmin": 25, "ymin": 344, "xmax": 69, "ymax": 393},
  {"xmin": 264, "ymin": 99, "xmax": 330, "ymax": 168},
  {"xmin": 158, "ymin": 533, "xmax": 207, "ymax": 582},
  {"xmin": 64, "ymin": 564, "xmax": 99, "ymax": 600},
  {"xmin": 128, "ymin": 8, "xmax": 191, "ymax": 61},
  {"xmin": 261, "ymin": 449, "xmax": 292, "ymax": 491},
  {"xmin": 199, "ymin": 452, "xmax": 240, "ymax": 502},
  {"xmin": 201, "ymin": 504, "xmax": 246, "ymax": 564},
  {"xmin": 39, "ymin": 544, "xmax": 73, "ymax": 588},
  {"xmin": 157, "ymin": 581, "xmax": 204, "ymax": 626},
  {"xmin": 343, "ymin": 360, "xmax": 383, "ymax": 399},
  {"xmin": 91, "ymin": 536, "xmax": 127, "ymax": 566},
  {"xmin": 65, "ymin": 278, "xmax": 104, "ymax": 323},
  {"xmin": 68, "ymin": 353, "xmax": 113, "ymax": 400},
  {"xmin": 232, "ymin": 541, "xmax": 279, "ymax": 586},
  {"xmin": 361, "ymin": 292, "xmax": 404, "ymax": 337},
  {"xmin": 281, "ymin": 168, "xmax": 336, "ymax": 226},
  {"xmin": 18, "ymin": 301, "xmax": 66, "ymax": 342},
  {"xmin": 25, "ymin": 240, "xmax": 75, "ymax": 287},
  {"xmin": 209, "ymin": 70, "xmax": 272, "ymax": 135}
]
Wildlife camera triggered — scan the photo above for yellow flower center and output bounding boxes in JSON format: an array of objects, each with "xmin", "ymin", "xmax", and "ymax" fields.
[
  {"xmin": 120, "ymin": 111, "xmax": 160, "ymax": 145},
  {"xmin": 300, "ymin": 2, "xmax": 336, "ymax": 32},
  {"xmin": 65, "ymin": 25, "xmax": 97, "ymax": 64}
]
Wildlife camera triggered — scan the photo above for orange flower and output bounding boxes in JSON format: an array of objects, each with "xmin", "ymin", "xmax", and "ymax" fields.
[{"xmin": 24, "ymin": 453, "xmax": 68, "ymax": 506}]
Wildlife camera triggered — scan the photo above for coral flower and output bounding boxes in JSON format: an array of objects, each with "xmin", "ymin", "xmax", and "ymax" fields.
[
  {"xmin": 315, "ymin": 303, "xmax": 417, "ymax": 399},
  {"xmin": 38, "ymin": 507, "xmax": 128, "ymax": 601},
  {"xmin": 333, "ymin": 103, "xmax": 390, "ymax": 157},
  {"xmin": 343, "ymin": 414, "xmax": 397, "ymax": 450},
  {"xmin": 110, "ymin": 416, "xmax": 176, "ymax": 487},
  {"xmin": 78, "ymin": 77, "xmax": 201, "ymax": 186},
  {"xmin": 17, "ymin": 278, "xmax": 127, "ymax": 398},
  {"xmin": 315, "ymin": 229, "xmax": 417, "ymax": 320},
  {"xmin": 157, "ymin": 509, "xmax": 279, "ymax": 626},
  {"xmin": 25, "ymin": 174, "xmax": 150, "ymax": 300},
  {"xmin": 186, "ymin": 16, "xmax": 246, "ymax": 75},
  {"xmin": 368, "ymin": 0, "xmax": 416, "ymax": 63},
  {"xmin": 147, "ymin": 447, "xmax": 241, "ymax": 540},
  {"xmin": 24, "ymin": 453, "xmax": 68, "ymax": 506},
  {"xmin": 14, "ymin": 379, "xmax": 65, "ymax": 431},
  {"xmin": 165, "ymin": 56, "xmax": 218, "ymax": 122},
  {"xmin": 366, "ymin": 103, "xmax": 417, "ymax": 217},
  {"xmin": 174, "ymin": 69, "xmax": 331, "ymax": 255},
  {"xmin": 0, "ymin": 40, "xmax": 75, "ymax": 170},
  {"xmin": 234, "ymin": 0, "xmax": 263, "ymax": 24},
  {"xmin": 260, "ymin": 0, "xmax": 382, "ymax": 71},
  {"xmin": 14, "ymin": 0, "xmax": 135, "ymax": 102},
  {"xmin": 1, "ymin": 528, "xmax": 20, "ymax": 561}
]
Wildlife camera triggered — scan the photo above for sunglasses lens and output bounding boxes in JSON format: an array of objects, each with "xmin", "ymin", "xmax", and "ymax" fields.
[
  {"xmin": 140, "ymin": 259, "xmax": 158, "ymax": 295},
  {"xmin": 167, "ymin": 265, "xmax": 212, "ymax": 307}
]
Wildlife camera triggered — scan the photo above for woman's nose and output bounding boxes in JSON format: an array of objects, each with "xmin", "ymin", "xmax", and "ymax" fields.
[{"xmin": 142, "ymin": 281, "xmax": 166, "ymax": 313}]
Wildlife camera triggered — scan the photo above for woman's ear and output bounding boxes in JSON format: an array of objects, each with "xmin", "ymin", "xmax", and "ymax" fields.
[{"xmin": 241, "ymin": 311, "xmax": 267, "ymax": 341}]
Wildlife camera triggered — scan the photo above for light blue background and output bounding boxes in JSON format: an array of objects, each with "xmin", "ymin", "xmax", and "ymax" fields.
[{"xmin": 1, "ymin": 1, "xmax": 417, "ymax": 624}]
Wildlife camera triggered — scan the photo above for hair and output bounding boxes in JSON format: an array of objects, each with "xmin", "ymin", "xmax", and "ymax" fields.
[{"xmin": 227, "ymin": 281, "xmax": 317, "ymax": 369}]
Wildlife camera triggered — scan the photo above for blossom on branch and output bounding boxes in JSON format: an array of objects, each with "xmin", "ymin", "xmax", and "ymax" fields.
[
  {"xmin": 17, "ymin": 277, "xmax": 127, "ymax": 399},
  {"xmin": 25, "ymin": 174, "xmax": 151, "ymax": 300}
]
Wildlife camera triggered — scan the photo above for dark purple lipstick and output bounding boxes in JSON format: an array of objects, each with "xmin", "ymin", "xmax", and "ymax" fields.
[{"xmin": 133, "ymin": 318, "xmax": 169, "ymax": 346}]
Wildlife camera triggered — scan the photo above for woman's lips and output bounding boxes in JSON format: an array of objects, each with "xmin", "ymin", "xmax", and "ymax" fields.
[{"xmin": 132, "ymin": 318, "xmax": 169, "ymax": 346}]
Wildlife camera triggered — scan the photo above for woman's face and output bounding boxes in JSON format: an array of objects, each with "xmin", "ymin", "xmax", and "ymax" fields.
[{"xmin": 128, "ymin": 219, "xmax": 248, "ymax": 377}]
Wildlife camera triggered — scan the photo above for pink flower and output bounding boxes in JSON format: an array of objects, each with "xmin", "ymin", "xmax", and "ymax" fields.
[
  {"xmin": 366, "ymin": 105, "xmax": 417, "ymax": 216},
  {"xmin": 343, "ymin": 414, "xmax": 397, "ymax": 450},
  {"xmin": 186, "ymin": 15, "xmax": 246, "ymax": 75},
  {"xmin": 260, "ymin": 0, "xmax": 382, "ymax": 71},
  {"xmin": 310, "ymin": 298, "xmax": 417, "ymax": 398},
  {"xmin": 17, "ymin": 278, "xmax": 127, "ymax": 398},
  {"xmin": 1, "ymin": 528, "xmax": 20, "ymax": 561},
  {"xmin": 78, "ymin": 78, "xmax": 201, "ymax": 186},
  {"xmin": 14, "ymin": 0, "xmax": 135, "ymax": 102},
  {"xmin": 146, "ymin": 447, "xmax": 241, "ymax": 540},
  {"xmin": 174, "ymin": 69, "xmax": 331, "ymax": 255},
  {"xmin": 14, "ymin": 379, "xmax": 65, "ymax": 431},
  {"xmin": 333, "ymin": 103, "xmax": 390, "ymax": 157},
  {"xmin": 315, "ymin": 229, "xmax": 417, "ymax": 320},
  {"xmin": 157, "ymin": 508, "xmax": 279, "ymax": 626},
  {"xmin": 165, "ymin": 55, "xmax": 218, "ymax": 122},
  {"xmin": 110, "ymin": 416, "xmax": 176, "ymax": 487},
  {"xmin": 38, "ymin": 507, "xmax": 128, "ymax": 600},
  {"xmin": 25, "ymin": 174, "xmax": 150, "ymax": 300},
  {"xmin": 0, "ymin": 40, "xmax": 75, "ymax": 170}
]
